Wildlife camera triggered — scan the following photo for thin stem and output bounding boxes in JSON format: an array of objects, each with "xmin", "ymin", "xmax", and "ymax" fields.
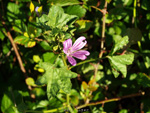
[
  {"xmin": 99, "ymin": 0, "xmax": 107, "ymax": 58},
  {"xmin": 0, "ymin": 6, "xmax": 27, "ymax": 77},
  {"xmin": 69, "ymin": 57, "xmax": 106, "ymax": 70},
  {"xmin": 76, "ymin": 91, "xmax": 145, "ymax": 110},
  {"xmin": 133, "ymin": 0, "xmax": 137, "ymax": 27},
  {"xmin": 61, "ymin": 54, "xmax": 68, "ymax": 69},
  {"xmin": 61, "ymin": 54, "xmax": 74, "ymax": 113},
  {"xmin": 67, "ymin": 94, "xmax": 74, "ymax": 113},
  {"xmin": 26, "ymin": 106, "xmax": 67, "ymax": 113}
]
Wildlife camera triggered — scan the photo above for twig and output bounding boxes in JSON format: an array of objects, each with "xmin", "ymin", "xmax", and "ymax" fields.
[
  {"xmin": 0, "ymin": 3, "xmax": 27, "ymax": 77},
  {"xmin": 99, "ymin": 0, "xmax": 107, "ymax": 58},
  {"xmin": 76, "ymin": 91, "xmax": 145, "ymax": 110}
]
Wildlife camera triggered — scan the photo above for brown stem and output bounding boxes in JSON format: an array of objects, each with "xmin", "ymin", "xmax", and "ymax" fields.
[
  {"xmin": 76, "ymin": 91, "xmax": 145, "ymax": 110},
  {"xmin": 0, "ymin": 15, "xmax": 27, "ymax": 78},
  {"xmin": 99, "ymin": 0, "xmax": 107, "ymax": 58}
]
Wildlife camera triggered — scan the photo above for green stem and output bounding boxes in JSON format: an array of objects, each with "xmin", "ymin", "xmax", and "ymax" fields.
[
  {"xmin": 133, "ymin": 0, "xmax": 137, "ymax": 27},
  {"xmin": 69, "ymin": 57, "xmax": 106, "ymax": 70},
  {"xmin": 67, "ymin": 94, "xmax": 74, "ymax": 113},
  {"xmin": 26, "ymin": 106, "xmax": 67, "ymax": 113},
  {"xmin": 61, "ymin": 54, "xmax": 74, "ymax": 112},
  {"xmin": 61, "ymin": 54, "xmax": 68, "ymax": 69}
]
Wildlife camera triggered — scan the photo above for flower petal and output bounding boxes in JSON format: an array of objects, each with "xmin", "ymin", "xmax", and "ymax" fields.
[
  {"xmin": 35, "ymin": 6, "xmax": 39, "ymax": 12},
  {"xmin": 63, "ymin": 39, "xmax": 72, "ymax": 54},
  {"xmin": 67, "ymin": 56, "xmax": 77, "ymax": 66},
  {"xmin": 71, "ymin": 50, "xmax": 90, "ymax": 60},
  {"xmin": 72, "ymin": 36, "xmax": 87, "ymax": 51}
]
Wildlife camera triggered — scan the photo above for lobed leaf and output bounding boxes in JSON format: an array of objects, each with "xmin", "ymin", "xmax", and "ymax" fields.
[
  {"xmin": 110, "ymin": 36, "xmax": 129, "ymax": 55},
  {"xmin": 108, "ymin": 53, "xmax": 134, "ymax": 78},
  {"xmin": 36, "ymin": 62, "xmax": 77, "ymax": 99},
  {"xmin": 47, "ymin": 5, "xmax": 77, "ymax": 29},
  {"xmin": 65, "ymin": 5, "xmax": 86, "ymax": 18}
]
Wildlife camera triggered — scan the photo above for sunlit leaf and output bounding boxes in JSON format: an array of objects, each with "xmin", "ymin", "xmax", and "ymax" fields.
[
  {"xmin": 27, "ymin": 41, "xmax": 36, "ymax": 47},
  {"xmin": 38, "ymin": 68, "xmax": 45, "ymax": 73},
  {"xmin": 75, "ymin": 20, "xmax": 93, "ymax": 33},
  {"xmin": 65, "ymin": 5, "xmax": 86, "ymax": 18},
  {"xmin": 108, "ymin": 53, "xmax": 134, "ymax": 77},
  {"xmin": 47, "ymin": 5, "xmax": 77, "ymax": 28},
  {"xmin": 30, "ymin": 2, "xmax": 34, "ymax": 13},
  {"xmin": 24, "ymin": 32, "xmax": 29, "ymax": 37},
  {"xmin": 36, "ymin": 62, "xmax": 77, "ymax": 99},
  {"xmin": 106, "ymin": 0, "xmax": 112, "ymax": 3},
  {"xmin": 14, "ymin": 35, "xmax": 29, "ymax": 46},
  {"xmin": 110, "ymin": 36, "xmax": 129, "ymax": 55},
  {"xmin": 37, "ymin": 6, "xmax": 43, "ymax": 14},
  {"xmin": 25, "ymin": 77, "xmax": 36, "ymax": 86},
  {"xmin": 1, "ymin": 94, "xmax": 13, "ymax": 112},
  {"xmin": 33, "ymin": 55, "xmax": 41, "ymax": 63},
  {"xmin": 42, "ymin": 52, "xmax": 57, "ymax": 63},
  {"xmin": 7, "ymin": 2, "xmax": 20, "ymax": 22}
]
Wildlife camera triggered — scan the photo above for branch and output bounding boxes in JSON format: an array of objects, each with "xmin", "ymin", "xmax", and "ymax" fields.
[
  {"xmin": 76, "ymin": 91, "xmax": 145, "ymax": 110},
  {"xmin": 99, "ymin": 0, "xmax": 107, "ymax": 58},
  {"xmin": 0, "ymin": 14, "xmax": 27, "ymax": 78}
]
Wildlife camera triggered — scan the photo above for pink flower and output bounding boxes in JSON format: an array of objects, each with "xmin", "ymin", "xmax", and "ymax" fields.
[{"xmin": 63, "ymin": 36, "xmax": 90, "ymax": 66}]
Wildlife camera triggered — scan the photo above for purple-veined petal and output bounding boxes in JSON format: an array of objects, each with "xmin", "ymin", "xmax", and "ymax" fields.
[
  {"xmin": 71, "ymin": 36, "xmax": 87, "ymax": 51},
  {"xmin": 67, "ymin": 56, "xmax": 77, "ymax": 66},
  {"xmin": 71, "ymin": 50, "xmax": 90, "ymax": 60},
  {"xmin": 63, "ymin": 39, "xmax": 72, "ymax": 54}
]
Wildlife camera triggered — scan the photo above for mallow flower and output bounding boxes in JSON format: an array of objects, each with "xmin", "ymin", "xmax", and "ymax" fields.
[{"xmin": 63, "ymin": 36, "xmax": 90, "ymax": 66}]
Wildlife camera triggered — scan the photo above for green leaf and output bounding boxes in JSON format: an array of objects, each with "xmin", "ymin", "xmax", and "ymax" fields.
[
  {"xmin": 65, "ymin": 5, "xmax": 86, "ymax": 18},
  {"xmin": 113, "ymin": 0, "xmax": 133, "ymax": 6},
  {"xmin": 3, "ymin": 45, "xmax": 10, "ymax": 54},
  {"xmin": 119, "ymin": 109, "xmax": 128, "ymax": 113},
  {"xmin": 12, "ymin": 20, "xmax": 26, "ymax": 33},
  {"xmin": 39, "ymin": 41, "xmax": 52, "ymax": 51},
  {"xmin": 42, "ymin": 52, "xmax": 57, "ymax": 63},
  {"xmin": 108, "ymin": 8, "xmax": 127, "ymax": 20},
  {"xmin": 7, "ymin": 2, "xmax": 20, "ymax": 22},
  {"xmin": 0, "ymin": 30, "xmax": 5, "ymax": 41},
  {"xmin": 36, "ymin": 62, "xmax": 77, "ymax": 99},
  {"xmin": 124, "ymin": 28, "xmax": 142, "ymax": 46},
  {"xmin": 47, "ymin": 5, "xmax": 77, "ymax": 29},
  {"xmin": 27, "ymin": 41, "xmax": 36, "ymax": 48},
  {"xmin": 110, "ymin": 36, "xmax": 129, "ymax": 55},
  {"xmin": 141, "ymin": 0, "xmax": 150, "ymax": 10},
  {"xmin": 48, "ymin": 0, "xmax": 80, "ymax": 6},
  {"xmin": 1, "ymin": 94, "xmax": 13, "ymax": 112},
  {"xmin": 25, "ymin": 77, "xmax": 36, "ymax": 86},
  {"xmin": 33, "ymin": 100, "xmax": 49, "ymax": 109},
  {"xmin": 33, "ymin": 55, "xmax": 41, "ymax": 63},
  {"xmin": 108, "ymin": 53, "xmax": 134, "ymax": 78},
  {"xmin": 75, "ymin": 20, "xmax": 93, "ymax": 33},
  {"xmin": 106, "ymin": 0, "xmax": 112, "ymax": 3},
  {"xmin": 14, "ymin": 36, "xmax": 29, "ymax": 46},
  {"xmin": 136, "ymin": 73, "xmax": 150, "ymax": 87},
  {"xmin": 1, "ymin": 90, "xmax": 26, "ymax": 113}
]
